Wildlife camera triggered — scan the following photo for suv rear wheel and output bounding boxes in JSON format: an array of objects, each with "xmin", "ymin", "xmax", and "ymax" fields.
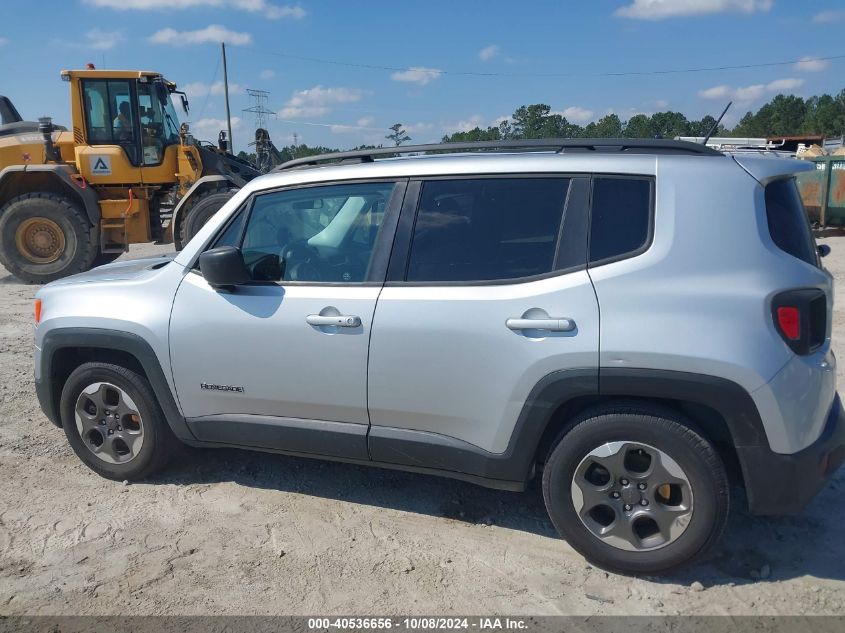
[
  {"xmin": 542, "ymin": 405, "xmax": 729, "ymax": 574},
  {"xmin": 60, "ymin": 362, "xmax": 176, "ymax": 480}
]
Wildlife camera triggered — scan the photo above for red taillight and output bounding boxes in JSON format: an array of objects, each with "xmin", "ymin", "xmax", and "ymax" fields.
[{"xmin": 776, "ymin": 306, "xmax": 800, "ymax": 340}]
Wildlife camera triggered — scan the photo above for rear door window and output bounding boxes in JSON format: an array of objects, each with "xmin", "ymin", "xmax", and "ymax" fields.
[
  {"xmin": 765, "ymin": 178, "xmax": 819, "ymax": 266},
  {"xmin": 405, "ymin": 178, "xmax": 570, "ymax": 282}
]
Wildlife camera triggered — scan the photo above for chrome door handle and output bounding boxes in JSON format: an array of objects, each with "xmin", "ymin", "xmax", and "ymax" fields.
[
  {"xmin": 506, "ymin": 317, "xmax": 575, "ymax": 332},
  {"xmin": 306, "ymin": 314, "xmax": 361, "ymax": 327}
]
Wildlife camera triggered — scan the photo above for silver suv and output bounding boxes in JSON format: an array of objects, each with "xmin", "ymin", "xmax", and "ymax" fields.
[{"xmin": 33, "ymin": 139, "xmax": 845, "ymax": 574}]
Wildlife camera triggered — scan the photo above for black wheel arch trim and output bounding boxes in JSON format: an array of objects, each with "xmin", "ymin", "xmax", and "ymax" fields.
[
  {"xmin": 369, "ymin": 367, "xmax": 769, "ymax": 487},
  {"xmin": 36, "ymin": 327, "xmax": 194, "ymax": 441}
]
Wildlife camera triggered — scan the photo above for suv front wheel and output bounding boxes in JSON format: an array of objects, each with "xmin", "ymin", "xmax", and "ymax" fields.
[
  {"xmin": 60, "ymin": 362, "xmax": 176, "ymax": 481},
  {"xmin": 542, "ymin": 405, "xmax": 729, "ymax": 574}
]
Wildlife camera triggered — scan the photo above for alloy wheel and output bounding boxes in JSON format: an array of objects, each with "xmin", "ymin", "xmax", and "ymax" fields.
[
  {"xmin": 74, "ymin": 382, "xmax": 145, "ymax": 465},
  {"xmin": 570, "ymin": 441, "xmax": 693, "ymax": 552}
]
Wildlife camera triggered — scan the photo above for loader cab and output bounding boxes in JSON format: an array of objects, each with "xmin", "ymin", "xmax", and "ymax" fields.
[{"xmin": 64, "ymin": 69, "xmax": 187, "ymax": 183}]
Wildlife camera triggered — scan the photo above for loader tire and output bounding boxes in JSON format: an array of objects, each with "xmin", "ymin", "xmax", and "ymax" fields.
[
  {"xmin": 178, "ymin": 189, "xmax": 235, "ymax": 248},
  {"xmin": 0, "ymin": 192, "xmax": 98, "ymax": 284}
]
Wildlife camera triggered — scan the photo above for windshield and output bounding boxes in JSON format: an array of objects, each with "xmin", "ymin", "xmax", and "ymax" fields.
[{"xmin": 157, "ymin": 83, "xmax": 182, "ymax": 140}]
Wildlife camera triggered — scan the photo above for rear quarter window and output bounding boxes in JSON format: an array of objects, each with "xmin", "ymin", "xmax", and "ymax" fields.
[
  {"xmin": 589, "ymin": 177, "xmax": 653, "ymax": 263},
  {"xmin": 765, "ymin": 178, "xmax": 819, "ymax": 267}
]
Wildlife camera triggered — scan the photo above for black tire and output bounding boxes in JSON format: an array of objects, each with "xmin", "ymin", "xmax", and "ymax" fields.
[
  {"xmin": 59, "ymin": 362, "xmax": 177, "ymax": 481},
  {"xmin": 178, "ymin": 189, "xmax": 235, "ymax": 247},
  {"xmin": 0, "ymin": 192, "xmax": 98, "ymax": 284},
  {"xmin": 542, "ymin": 404, "xmax": 729, "ymax": 575}
]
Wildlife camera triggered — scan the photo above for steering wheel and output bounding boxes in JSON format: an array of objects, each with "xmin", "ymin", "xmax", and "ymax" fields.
[{"xmin": 281, "ymin": 239, "xmax": 322, "ymax": 281}]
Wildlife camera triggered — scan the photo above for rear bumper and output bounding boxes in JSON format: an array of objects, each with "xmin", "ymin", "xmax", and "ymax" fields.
[{"xmin": 738, "ymin": 392, "xmax": 845, "ymax": 515}]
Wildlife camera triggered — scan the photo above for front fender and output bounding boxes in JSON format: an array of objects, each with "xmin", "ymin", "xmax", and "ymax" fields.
[{"xmin": 36, "ymin": 328, "xmax": 194, "ymax": 442}]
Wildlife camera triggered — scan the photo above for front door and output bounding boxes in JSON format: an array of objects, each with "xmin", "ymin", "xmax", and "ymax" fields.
[
  {"xmin": 367, "ymin": 176, "xmax": 599, "ymax": 463},
  {"xmin": 79, "ymin": 78, "xmax": 142, "ymax": 185},
  {"xmin": 169, "ymin": 179, "xmax": 405, "ymax": 459}
]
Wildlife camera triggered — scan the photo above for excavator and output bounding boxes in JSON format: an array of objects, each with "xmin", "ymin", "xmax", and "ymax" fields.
[{"xmin": 0, "ymin": 66, "xmax": 260, "ymax": 283}]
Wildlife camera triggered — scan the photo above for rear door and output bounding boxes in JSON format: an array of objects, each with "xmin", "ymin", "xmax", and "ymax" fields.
[{"xmin": 367, "ymin": 176, "xmax": 599, "ymax": 466}]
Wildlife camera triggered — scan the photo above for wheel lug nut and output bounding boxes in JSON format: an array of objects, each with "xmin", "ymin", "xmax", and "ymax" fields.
[
  {"xmin": 107, "ymin": 429, "xmax": 114, "ymax": 435},
  {"xmin": 638, "ymin": 483, "xmax": 647, "ymax": 490},
  {"xmin": 105, "ymin": 410, "xmax": 110, "ymax": 415},
  {"xmin": 611, "ymin": 491, "xmax": 620, "ymax": 499},
  {"xmin": 117, "ymin": 426, "xmax": 123, "ymax": 431},
  {"xmin": 624, "ymin": 504, "xmax": 632, "ymax": 511},
  {"xmin": 99, "ymin": 420, "xmax": 106, "ymax": 425},
  {"xmin": 620, "ymin": 478, "xmax": 629, "ymax": 486},
  {"xmin": 640, "ymin": 499, "xmax": 648, "ymax": 506}
]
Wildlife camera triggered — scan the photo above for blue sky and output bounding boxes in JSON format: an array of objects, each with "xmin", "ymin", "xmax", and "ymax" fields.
[{"xmin": 1, "ymin": 0, "xmax": 844, "ymax": 153}]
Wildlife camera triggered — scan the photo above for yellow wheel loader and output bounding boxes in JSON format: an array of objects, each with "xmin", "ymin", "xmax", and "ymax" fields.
[{"xmin": 0, "ymin": 68, "xmax": 260, "ymax": 283}]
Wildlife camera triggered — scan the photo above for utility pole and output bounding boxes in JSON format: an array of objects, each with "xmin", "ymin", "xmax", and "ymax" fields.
[{"xmin": 221, "ymin": 42, "xmax": 233, "ymax": 152}]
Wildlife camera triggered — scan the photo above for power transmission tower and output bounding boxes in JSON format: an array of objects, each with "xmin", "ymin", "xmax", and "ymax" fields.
[{"xmin": 243, "ymin": 89, "xmax": 276, "ymax": 171}]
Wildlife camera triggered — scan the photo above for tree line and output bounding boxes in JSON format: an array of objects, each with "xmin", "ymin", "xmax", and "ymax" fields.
[
  {"xmin": 443, "ymin": 89, "xmax": 845, "ymax": 143},
  {"xmin": 237, "ymin": 88, "xmax": 845, "ymax": 166}
]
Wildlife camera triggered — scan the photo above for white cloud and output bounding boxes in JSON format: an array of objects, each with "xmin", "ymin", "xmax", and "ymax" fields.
[
  {"xmin": 278, "ymin": 85, "xmax": 365, "ymax": 118},
  {"xmin": 259, "ymin": 69, "xmax": 275, "ymax": 80},
  {"xmin": 699, "ymin": 78, "xmax": 804, "ymax": 103},
  {"xmin": 813, "ymin": 10, "xmax": 845, "ymax": 23},
  {"xmin": 450, "ymin": 115, "xmax": 484, "ymax": 132},
  {"xmin": 148, "ymin": 24, "xmax": 252, "ymax": 46},
  {"xmin": 766, "ymin": 78, "xmax": 804, "ymax": 92},
  {"xmin": 391, "ymin": 66, "xmax": 442, "ymax": 86},
  {"xmin": 0, "ymin": 37, "xmax": 8, "ymax": 46},
  {"xmin": 328, "ymin": 117, "xmax": 379, "ymax": 133},
  {"xmin": 191, "ymin": 116, "xmax": 242, "ymax": 139},
  {"xmin": 793, "ymin": 56, "xmax": 830, "ymax": 72},
  {"xmin": 182, "ymin": 81, "xmax": 244, "ymax": 98},
  {"xmin": 85, "ymin": 29, "xmax": 124, "ymax": 50},
  {"xmin": 478, "ymin": 45, "xmax": 500, "ymax": 62},
  {"xmin": 85, "ymin": 0, "xmax": 305, "ymax": 19},
  {"xmin": 405, "ymin": 122, "xmax": 434, "ymax": 133},
  {"xmin": 654, "ymin": 99, "xmax": 669, "ymax": 108},
  {"xmin": 557, "ymin": 106, "xmax": 595, "ymax": 124},
  {"xmin": 615, "ymin": 0, "xmax": 772, "ymax": 20},
  {"xmin": 699, "ymin": 84, "xmax": 732, "ymax": 100}
]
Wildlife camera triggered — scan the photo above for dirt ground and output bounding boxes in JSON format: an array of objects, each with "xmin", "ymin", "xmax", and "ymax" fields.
[{"xmin": 0, "ymin": 239, "xmax": 844, "ymax": 617}]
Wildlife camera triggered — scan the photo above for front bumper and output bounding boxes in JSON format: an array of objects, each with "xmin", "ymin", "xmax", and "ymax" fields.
[
  {"xmin": 35, "ymin": 376, "xmax": 62, "ymax": 427},
  {"xmin": 738, "ymin": 392, "xmax": 845, "ymax": 515}
]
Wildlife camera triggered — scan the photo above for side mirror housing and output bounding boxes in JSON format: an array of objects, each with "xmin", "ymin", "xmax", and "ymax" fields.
[
  {"xmin": 818, "ymin": 244, "xmax": 831, "ymax": 258},
  {"xmin": 199, "ymin": 246, "xmax": 251, "ymax": 289}
]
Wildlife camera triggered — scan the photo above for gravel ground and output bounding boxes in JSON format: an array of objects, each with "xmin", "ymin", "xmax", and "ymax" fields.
[{"xmin": 0, "ymin": 239, "xmax": 843, "ymax": 616}]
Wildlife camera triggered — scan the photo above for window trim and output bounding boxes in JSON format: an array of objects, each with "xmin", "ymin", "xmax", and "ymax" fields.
[
  {"xmin": 190, "ymin": 178, "xmax": 408, "ymax": 287},
  {"xmin": 385, "ymin": 173, "xmax": 589, "ymax": 287},
  {"xmin": 586, "ymin": 174, "xmax": 656, "ymax": 269}
]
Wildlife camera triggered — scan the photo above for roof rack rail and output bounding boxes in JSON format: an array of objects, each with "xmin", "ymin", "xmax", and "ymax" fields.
[{"xmin": 273, "ymin": 138, "xmax": 722, "ymax": 171}]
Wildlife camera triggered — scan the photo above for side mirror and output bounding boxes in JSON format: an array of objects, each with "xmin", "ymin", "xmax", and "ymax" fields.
[
  {"xmin": 199, "ymin": 246, "xmax": 251, "ymax": 289},
  {"xmin": 180, "ymin": 94, "xmax": 190, "ymax": 114},
  {"xmin": 818, "ymin": 244, "xmax": 831, "ymax": 258}
]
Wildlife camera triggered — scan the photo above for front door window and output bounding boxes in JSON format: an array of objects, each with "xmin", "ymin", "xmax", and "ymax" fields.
[{"xmin": 227, "ymin": 181, "xmax": 396, "ymax": 283}]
